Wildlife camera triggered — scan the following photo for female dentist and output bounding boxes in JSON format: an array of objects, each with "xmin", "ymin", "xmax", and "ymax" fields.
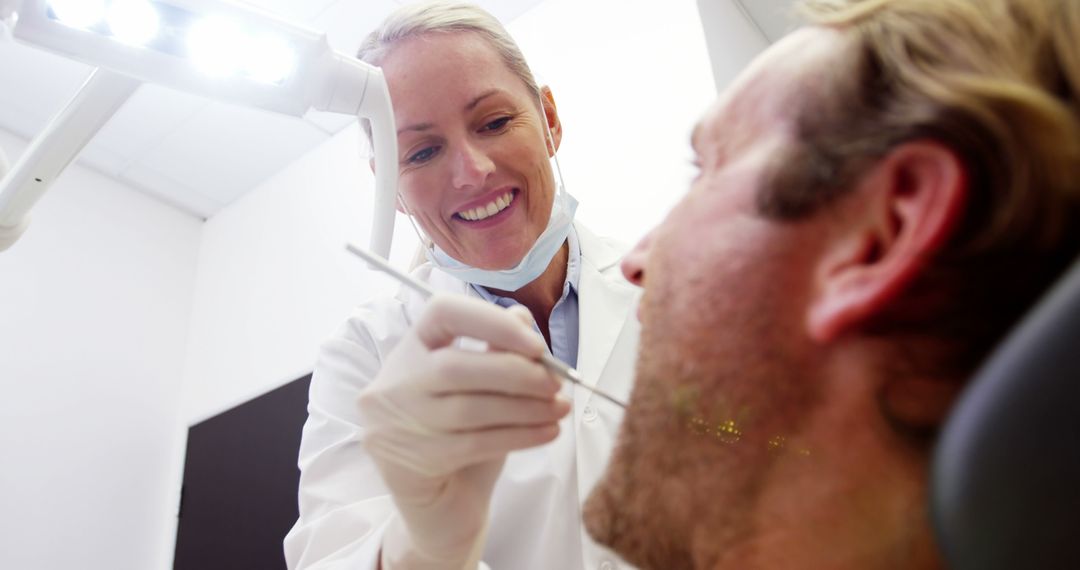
[{"xmin": 284, "ymin": 2, "xmax": 640, "ymax": 569}]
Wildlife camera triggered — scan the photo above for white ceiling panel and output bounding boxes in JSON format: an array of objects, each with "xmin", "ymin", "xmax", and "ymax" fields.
[
  {"xmin": 472, "ymin": 0, "xmax": 548, "ymax": 24},
  {"xmin": 733, "ymin": 0, "xmax": 801, "ymax": 43},
  {"xmin": 77, "ymin": 141, "xmax": 132, "ymax": 178},
  {"xmin": 119, "ymin": 163, "xmax": 224, "ymax": 218},
  {"xmin": 0, "ymin": 39, "xmax": 94, "ymax": 139},
  {"xmin": 235, "ymin": 0, "xmax": 341, "ymax": 21},
  {"xmin": 311, "ymin": 0, "xmax": 401, "ymax": 55},
  {"xmin": 303, "ymin": 109, "xmax": 358, "ymax": 135},
  {"xmin": 136, "ymin": 101, "xmax": 329, "ymax": 205},
  {"xmin": 89, "ymin": 85, "xmax": 210, "ymax": 170}
]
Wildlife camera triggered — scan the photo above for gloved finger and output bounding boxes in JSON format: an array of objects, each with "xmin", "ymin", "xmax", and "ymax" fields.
[
  {"xmin": 415, "ymin": 295, "xmax": 545, "ymax": 356},
  {"xmin": 375, "ymin": 422, "xmax": 562, "ymax": 476},
  {"xmin": 447, "ymin": 423, "xmax": 563, "ymax": 466},
  {"xmin": 364, "ymin": 415, "xmax": 554, "ymax": 477},
  {"xmin": 424, "ymin": 349, "xmax": 561, "ymax": 398},
  {"xmin": 424, "ymin": 393, "xmax": 571, "ymax": 432},
  {"xmin": 505, "ymin": 304, "xmax": 536, "ymax": 327}
]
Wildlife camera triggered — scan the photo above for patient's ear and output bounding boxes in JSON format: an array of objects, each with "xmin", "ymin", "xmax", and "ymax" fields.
[{"xmin": 806, "ymin": 141, "xmax": 968, "ymax": 342}]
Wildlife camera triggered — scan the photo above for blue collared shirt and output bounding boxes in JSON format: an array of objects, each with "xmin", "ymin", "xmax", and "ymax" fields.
[{"xmin": 471, "ymin": 226, "xmax": 581, "ymax": 367}]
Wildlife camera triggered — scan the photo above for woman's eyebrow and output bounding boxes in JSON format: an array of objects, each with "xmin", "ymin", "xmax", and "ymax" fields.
[
  {"xmin": 465, "ymin": 89, "xmax": 502, "ymax": 111},
  {"xmin": 397, "ymin": 89, "xmax": 507, "ymax": 135},
  {"xmin": 397, "ymin": 122, "xmax": 433, "ymax": 136}
]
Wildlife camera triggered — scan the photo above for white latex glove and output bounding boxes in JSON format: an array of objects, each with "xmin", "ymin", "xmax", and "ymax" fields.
[{"xmin": 360, "ymin": 295, "xmax": 571, "ymax": 570}]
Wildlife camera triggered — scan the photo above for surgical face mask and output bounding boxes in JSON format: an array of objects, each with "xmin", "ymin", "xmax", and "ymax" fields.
[
  {"xmin": 399, "ymin": 91, "xmax": 576, "ymax": 291},
  {"xmin": 425, "ymin": 189, "xmax": 577, "ymax": 291}
]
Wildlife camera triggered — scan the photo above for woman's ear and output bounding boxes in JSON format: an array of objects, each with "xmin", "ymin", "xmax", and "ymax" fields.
[
  {"xmin": 540, "ymin": 85, "xmax": 563, "ymax": 155},
  {"xmin": 806, "ymin": 141, "xmax": 969, "ymax": 342}
]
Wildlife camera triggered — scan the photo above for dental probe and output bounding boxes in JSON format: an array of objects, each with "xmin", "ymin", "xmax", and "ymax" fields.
[{"xmin": 345, "ymin": 242, "xmax": 628, "ymax": 409}]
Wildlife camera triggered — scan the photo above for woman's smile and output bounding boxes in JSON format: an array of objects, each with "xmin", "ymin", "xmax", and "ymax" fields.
[{"xmin": 453, "ymin": 188, "xmax": 520, "ymax": 229}]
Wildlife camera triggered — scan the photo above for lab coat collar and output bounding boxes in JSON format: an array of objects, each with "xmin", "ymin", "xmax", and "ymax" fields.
[
  {"xmin": 573, "ymin": 221, "xmax": 625, "ymax": 274},
  {"xmin": 573, "ymin": 221, "xmax": 639, "ymax": 411}
]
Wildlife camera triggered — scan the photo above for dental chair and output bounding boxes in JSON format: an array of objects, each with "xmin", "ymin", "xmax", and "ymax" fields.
[{"xmin": 932, "ymin": 257, "xmax": 1080, "ymax": 569}]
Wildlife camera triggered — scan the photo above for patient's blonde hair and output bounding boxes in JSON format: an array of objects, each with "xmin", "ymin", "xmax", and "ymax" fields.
[{"xmin": 766, "ymin": 0, "xmax": 1080, "ymax": 369}]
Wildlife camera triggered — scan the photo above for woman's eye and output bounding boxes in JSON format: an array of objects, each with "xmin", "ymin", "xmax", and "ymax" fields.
[
  {"xmin": 407, "ymin": 146, "xmax": 439, "ymax": 164},
  {"xmin": 481, "ymin": 116, "xmax": 512, "ymax": 132}
]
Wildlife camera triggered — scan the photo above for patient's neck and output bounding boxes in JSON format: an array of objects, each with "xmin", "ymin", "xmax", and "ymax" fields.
[{"xmin": 709, "ymin": 358, "xmax": 946, "ymax": 570}]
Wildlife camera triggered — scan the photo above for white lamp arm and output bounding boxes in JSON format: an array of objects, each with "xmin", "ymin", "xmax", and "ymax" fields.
[
  {"xmin": 0, "ymin": 68, "xmax": 141, "ymax": 251},
  {"xmin": 309, "ymin": 54, "xmax": 399, "ymax": 260}
]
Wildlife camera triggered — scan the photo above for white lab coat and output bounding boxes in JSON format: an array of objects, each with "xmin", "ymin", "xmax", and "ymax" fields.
[{"xmin": 284, "ymin": 222, "xmax": 641, "ymax": 570}]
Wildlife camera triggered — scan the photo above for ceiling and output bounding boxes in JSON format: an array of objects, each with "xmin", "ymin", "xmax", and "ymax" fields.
[
  {"xmin": 733, "ymin": 0, "xmax": 801, "ymax": 43},
  {"xmin": 0, "ymin": 0, "xmax": 793, "ymax": 220}
]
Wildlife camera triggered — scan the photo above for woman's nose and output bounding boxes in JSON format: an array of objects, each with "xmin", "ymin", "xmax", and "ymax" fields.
[
  {"xmin": 450, "ymin": 140, "xmax": 495, "ymax": 190},
  {"xmin": 621, "ymin": 230, "xmax": 653, "ymax": 287}
]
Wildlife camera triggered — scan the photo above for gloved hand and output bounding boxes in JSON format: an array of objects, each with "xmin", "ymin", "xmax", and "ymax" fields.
[{"xmin": 360, "ymin": 295, "xmax": 571, "ymax": 570}]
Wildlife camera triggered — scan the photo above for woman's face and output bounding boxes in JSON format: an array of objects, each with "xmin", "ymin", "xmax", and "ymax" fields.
[{"xmin": 379, "ymin": 32, "xmax": 561, "ymax": 270}]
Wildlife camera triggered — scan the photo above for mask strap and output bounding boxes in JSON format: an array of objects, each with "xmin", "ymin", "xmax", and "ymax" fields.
[
  {"xmin": 396, "ymin": 191, "xmax": 434, "ymax": 251},
  {"xmin": 537, "ymin": 89, "xmax": 568, "ymax": 196}
]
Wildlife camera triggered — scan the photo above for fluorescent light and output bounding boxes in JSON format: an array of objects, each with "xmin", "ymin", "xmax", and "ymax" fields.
[
  {"xmin": 243, "ymin": 34, "xmax": 295, "ymax": 84},
  {"xmin": 187, "ymin": 16, "xmax": 243, "ymax": 77},
  {"xmin": 107, "ymin": 0, "xmax": 159, "ymax": 46},
  {"xmin": 48, "ymin": 0, "xmax": 106, "ymax": 29}
]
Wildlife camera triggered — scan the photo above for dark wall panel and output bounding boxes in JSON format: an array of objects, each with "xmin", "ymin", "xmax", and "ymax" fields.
[{"xmin": 174, "ymin": 374, "xmax": 311, "ymax": 570}]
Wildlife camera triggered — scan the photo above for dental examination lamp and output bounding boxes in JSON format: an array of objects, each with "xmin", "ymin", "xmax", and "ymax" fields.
[{"xmin": 0, "ymin": 0, "xmax": 398, "ymax": 257}]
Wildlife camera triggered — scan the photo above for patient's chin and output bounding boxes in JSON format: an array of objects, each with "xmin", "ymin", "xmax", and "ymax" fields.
[
  {"xmin": 582, "ymin": 477, "xmax": 618, "ymax": 548},
  {"xmin": 582, "ymin": 427, "xmax": 647, "ymax": 565},
  {"xmin": 582, "ymin": 370, "xmax": 698, "ymax": 569},
  {"xmin": 583, "ymin": 398, "xmax": 657, "ymax": 567},
  {"xmin": 584, "ymin": 468, "xmax": 669, "ymax": 569},
  {"xmin": 584, "ymin": 461, "xmax": 697, "ymax": 570}
]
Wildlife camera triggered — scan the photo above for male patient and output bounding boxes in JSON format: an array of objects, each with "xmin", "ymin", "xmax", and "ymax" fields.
[{"xmin": 584, "ymin": 0, "xmax": 1080, "ymax": 568}]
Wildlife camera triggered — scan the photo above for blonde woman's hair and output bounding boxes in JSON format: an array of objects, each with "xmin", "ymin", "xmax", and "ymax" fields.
[
  {"xmin": 355, "ymin": 1, "xmax": 542, "ymax": 143},
  {"xmin": 765, "ymin": 0, "xmax": 1080, "ymax": 370}
]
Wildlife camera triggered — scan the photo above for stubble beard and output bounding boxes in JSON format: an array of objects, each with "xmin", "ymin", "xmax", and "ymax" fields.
[{"xmin": 584, "ymin": 281, "xmax": 820, "ymax": 569}]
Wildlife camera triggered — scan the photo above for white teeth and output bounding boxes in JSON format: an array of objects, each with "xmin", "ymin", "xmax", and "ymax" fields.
[{"xmin": 459, "ymin": 191, "xmax": 514, "ymax": 221}]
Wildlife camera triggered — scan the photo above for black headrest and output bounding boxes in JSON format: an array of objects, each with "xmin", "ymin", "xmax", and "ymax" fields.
[{"xmin": 932, "ymin": 257, "xmax": 1080, "ymax": 569}]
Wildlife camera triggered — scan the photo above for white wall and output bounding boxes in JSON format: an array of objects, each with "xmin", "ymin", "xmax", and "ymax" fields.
[
  {"xmin": 0, "ymin": 129, "xmax": 202, "ymax": 570},
  {"xmin": 513, "ymin": 0, "xmax": 718, "ymax": 243},
  {"xmin": 179, "ymin": 122, "xmax": 420, "ymax": 426}
]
